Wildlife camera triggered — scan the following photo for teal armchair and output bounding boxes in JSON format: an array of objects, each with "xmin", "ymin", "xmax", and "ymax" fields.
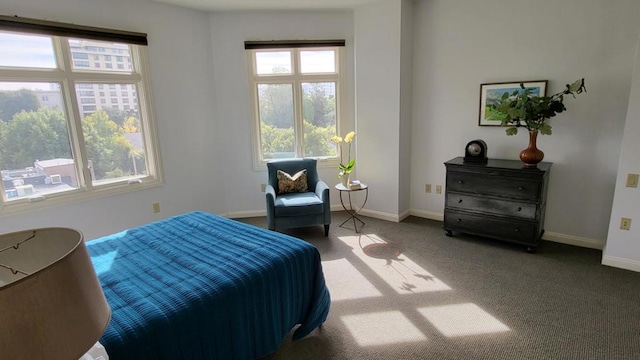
[{"xmin": 266, "ymin": 158, "xmax": 331, "ymax": 236}]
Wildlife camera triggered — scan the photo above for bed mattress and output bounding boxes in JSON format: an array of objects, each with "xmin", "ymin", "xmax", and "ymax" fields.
[{"xmin": 87, "ymin": 211, "xmax": 330, "ymax": 359}]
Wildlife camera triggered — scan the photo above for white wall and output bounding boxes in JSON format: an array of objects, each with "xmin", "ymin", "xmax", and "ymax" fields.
[
  {"xmin": 603, "ymin": 32, "xmax": 640, "ymax": 272},
  {"xmin": 0, "ymin": 0, "xmax": 222, "ymax": 240},
  {"xmin": 354, "ymin": 0, "xmax": 403, "ymax": 218},
  {"xmin": 208, "ymin": 10, "xmax": 355, "ymax": 215},
  {"xmin": 398, "ymin": 0, "xmax": 413, "ymax": 216},
  {"xmin": 410, "ymin": 0, "xmax": 640, "ymax": 247}
]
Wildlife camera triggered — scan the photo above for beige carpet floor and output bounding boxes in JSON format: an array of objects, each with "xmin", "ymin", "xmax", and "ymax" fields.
[{"xmin": 238, "ymin": 212, "xmax": 640, "ymax": 360}]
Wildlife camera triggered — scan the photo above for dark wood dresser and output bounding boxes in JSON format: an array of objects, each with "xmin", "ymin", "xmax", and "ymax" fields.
[{"xmin": 443, "ymin": 157, "xmax": 552, "ymax": 252}]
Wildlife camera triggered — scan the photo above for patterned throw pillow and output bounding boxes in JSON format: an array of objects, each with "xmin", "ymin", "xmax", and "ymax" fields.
[{"xmin": 277, "ymin": 169, "xmax": 308, "ymax": 194}]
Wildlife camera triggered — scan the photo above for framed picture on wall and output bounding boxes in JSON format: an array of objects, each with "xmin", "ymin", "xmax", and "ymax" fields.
[{"xmin": 478, "ymin": 80, "xmax": 548, "ymax": 126}]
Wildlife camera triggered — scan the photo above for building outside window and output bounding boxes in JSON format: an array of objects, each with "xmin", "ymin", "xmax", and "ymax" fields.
[
  {"xmin": 0, "ymin": 16, "xmax": 162, "ymax": 215},
  {"xmin": 246, "ymin": 41, "xmax": 345, "ymax": 169}
]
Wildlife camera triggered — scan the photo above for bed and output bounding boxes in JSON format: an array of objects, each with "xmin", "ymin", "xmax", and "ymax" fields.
[{"xmin": 87, "ymin": 211, "xmax": 330, "ymax": 360}]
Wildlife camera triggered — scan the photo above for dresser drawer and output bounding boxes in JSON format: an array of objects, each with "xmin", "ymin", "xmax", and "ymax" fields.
[
  {"xmin": 446, "ymin": 194, "xmax": 537, "ymax": 219},
  {"xmin": 446, "ymin": 171, "xmax": 541, "ymax": 201},
  {"xmin": 444, "ymin": 210, "xmax": 538, "ymax": 244}
]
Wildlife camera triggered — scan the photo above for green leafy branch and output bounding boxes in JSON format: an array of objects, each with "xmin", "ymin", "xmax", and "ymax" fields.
[{"xmin": 493, "ymin": 78, "xmax": 587, "ymax": 136}]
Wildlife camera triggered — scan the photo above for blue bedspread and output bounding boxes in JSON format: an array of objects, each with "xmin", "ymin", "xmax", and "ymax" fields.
[{"xmin": 87, "ymin": 211, "xmax": 330, "ymax": 360}]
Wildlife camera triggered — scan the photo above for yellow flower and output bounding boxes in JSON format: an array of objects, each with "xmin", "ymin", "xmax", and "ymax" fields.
[
  {"xmin": 334, "ymin": 131, "xmax": 356, "ymax": 176},
  {"xmin": 344, "ymin": 131, "xmax": 356, "ymax": 143}
]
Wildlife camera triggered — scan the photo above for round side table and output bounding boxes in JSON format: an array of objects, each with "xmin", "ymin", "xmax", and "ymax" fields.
[{"xmin": 334, "ymin": 183, "xmax": 369, "ymax": 232}]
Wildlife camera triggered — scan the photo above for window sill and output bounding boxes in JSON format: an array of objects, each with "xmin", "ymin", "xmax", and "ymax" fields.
[{"xmin": 0, "ymin": 178, "xmax": 163, "ymax": 218}]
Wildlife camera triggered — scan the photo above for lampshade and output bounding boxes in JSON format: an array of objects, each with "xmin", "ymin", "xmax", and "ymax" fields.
[{"xmin": 0, "ymin": 228, "xmax": 111, "ymax": 360}]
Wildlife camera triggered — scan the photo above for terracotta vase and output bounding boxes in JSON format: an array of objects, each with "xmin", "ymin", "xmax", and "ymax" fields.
[{"xmin": 519, "ymin": 130, "xmax": 544, "ymax": 167}]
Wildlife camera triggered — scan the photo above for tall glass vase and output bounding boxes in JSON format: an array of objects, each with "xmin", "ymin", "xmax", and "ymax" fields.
[{"xmin": 519, "ymin": 130, "xmax": 544, "ymax": 167}]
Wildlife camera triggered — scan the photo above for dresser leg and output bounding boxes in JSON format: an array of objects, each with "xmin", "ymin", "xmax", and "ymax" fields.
[
  {"xmin": 526, "ymin": 246, "xmax": 537, "ymax": 253},
  {"xmin": 444, "ymin": 229, "xmax": 453, "ymax": 237}
]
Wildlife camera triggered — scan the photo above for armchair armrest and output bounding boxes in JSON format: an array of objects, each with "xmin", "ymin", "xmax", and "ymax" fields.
[
  {"xmin": 265, "ymin": 184, "xmax": 277, "ymax": 230},
  {"xmin": 266, "ymin": 184, "xmax": 276, "ymax": 206},
  {"xmin": 315, "ymin": 180, "xmax": 331, "ymax": 226},
  {"xmin": 315, "ymin": 180, "xmax": 329, "ymax": 202}
]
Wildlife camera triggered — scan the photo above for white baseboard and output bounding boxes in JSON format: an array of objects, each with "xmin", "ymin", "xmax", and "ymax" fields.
[
  {"xmin": 542, "ymin": 231, "xmax": 603, "ymax": 250},
  {"xmin": 358, "ymin": 208, "xmax": 404, "ymax": 223},
  {"xmin": 398, "ymin": 209, "xmax": 411, "ymax": 222},
  {"xmin": 409, "ymin": 209, "xmax": 444, "ymax": 221},
  {"xmin": 226, "ymin": 207, "xmax": 604, "ymax": 251},
  {"xmin": 225, "ymin": 210, "xmax": 266, "ymax": 219},
  {"xmin": 602, "ymin": 255, "xmax": 640, "ymax": 273}
]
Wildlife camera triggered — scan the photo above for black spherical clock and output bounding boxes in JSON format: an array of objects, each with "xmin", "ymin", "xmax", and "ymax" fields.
[{"xmin": 464, "ymin": 139, "xmax": 488, "ymax": 163}]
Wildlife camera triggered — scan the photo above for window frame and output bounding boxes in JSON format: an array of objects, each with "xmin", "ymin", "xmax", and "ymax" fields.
[
  {"xmin": 0, "ymin": 24, "xmax": 163, "ymax": 216},
  {"xmin": 247, "ymin": 45, "xmax": 345, "ymax": 171}
]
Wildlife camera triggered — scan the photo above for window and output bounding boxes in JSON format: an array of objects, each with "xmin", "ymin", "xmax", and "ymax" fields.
[
  {"xmin": 72, "ymin": 52, "xmax": 89, "ymax": 60},
  {"xmin": 0, "ymin": 15, "xmax": 162, "ymax": 215},
  {"xmin": 246, "ymin": 40, "xmax": 345, "ymax": 169}
]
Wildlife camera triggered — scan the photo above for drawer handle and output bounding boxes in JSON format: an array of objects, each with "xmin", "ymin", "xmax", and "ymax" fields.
[
  {"xmin": 458, "ymin": 180, "xmax": 464, "ymax": 184},
  {"xmin": 458, "ymin": 199, "xmax": 463, "ymax": 203},
  {"xmin": 517, "ymin": 207, "xmax": 522, "ymax": 211},
  {"xmin": 518, "ymin": 186, "xmax": 524, "ymax": 191},
  {"xmin": 457, "ymin": 218, "xmax": 462, "ymax": 222},
  {"xmin": 514, "ymin": 228, "xmax": 520, "ymax": 232}
]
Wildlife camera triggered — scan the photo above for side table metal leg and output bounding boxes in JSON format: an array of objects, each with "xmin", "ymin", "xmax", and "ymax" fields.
[{"xmin": 337, "ymin": 187, "xmax": 368, "ymax": 233}]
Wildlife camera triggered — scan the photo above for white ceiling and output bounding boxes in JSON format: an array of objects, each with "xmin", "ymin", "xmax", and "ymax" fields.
[{"xmin": 151, "ymin": 0, "xmax": 377, "ymax": 11}]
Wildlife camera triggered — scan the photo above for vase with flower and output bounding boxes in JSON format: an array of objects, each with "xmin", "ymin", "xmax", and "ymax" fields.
[
  {"xmin": 492, "ymin": 78, "xmax": 587, "ymax": 167},
  {"xmin": 331, "ymin": 131, "xmax": 356, "ymax": 187}
]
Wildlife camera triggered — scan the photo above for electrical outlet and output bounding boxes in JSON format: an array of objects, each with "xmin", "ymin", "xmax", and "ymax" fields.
[
  {"xmin": 626, "ymin": 174, "xmax": 639, "ymax": 188},
  {"xmin": 620, "ymin": 217, "xmax": 632, "ymax": 231},
  {"xmin": 260, "ymin": 183, "xmax": 267, "ymax": 192},
  {"xmin": 436, "ymin": 185, "xmax": 442, "ymax": 194},
  {"xmin": 425, "ymin": 184, "xmax": 431, "ymax": 193},
  {"xmin": 152, "ymin": 202, "xmax": 160, "ymax": 213}
]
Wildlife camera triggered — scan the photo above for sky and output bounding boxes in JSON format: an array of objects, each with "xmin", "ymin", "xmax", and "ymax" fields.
[{"xmin": 0, "ymin": 31, "xmax": 57, "ymax": 69}]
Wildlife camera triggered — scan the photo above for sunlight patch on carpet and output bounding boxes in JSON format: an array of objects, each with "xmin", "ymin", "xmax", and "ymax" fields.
[
  {"xmin": 322, "ymin": 258, "xmax": 383, "ymax": 301},
  {"xmin": 337, "ymin": 234, "xmax": 452, "ymax": 294},
  {"xmin": 341, "ymin": 311, "xmax": 427, "ymax": 346},
  {"xmin": 418, "ymin": 303, "xmax": 511, "ymax": 337}
]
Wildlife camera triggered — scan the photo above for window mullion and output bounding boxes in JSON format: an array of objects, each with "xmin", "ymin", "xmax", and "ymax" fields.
[
  {"xmin": 134, "ymin": 47, "xmax": 159, "ymax": 177},
  {"xmin": 293, "ymin": 80, "xmax": 305, "ymax": 157},
  {"xmin": 0, "ymin": 68, "xmax": 67, "ymax": 82},
  {"xmin": 292, "ymin": 50, "xmax": 305, "ymax": 158},
  {"xmin": 66, "ymin": 72, "xmax": 142, "ymax": 83},
  {"xmin": 55, "ymin": 37, "xmax": 92, "ymax": 191}
]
